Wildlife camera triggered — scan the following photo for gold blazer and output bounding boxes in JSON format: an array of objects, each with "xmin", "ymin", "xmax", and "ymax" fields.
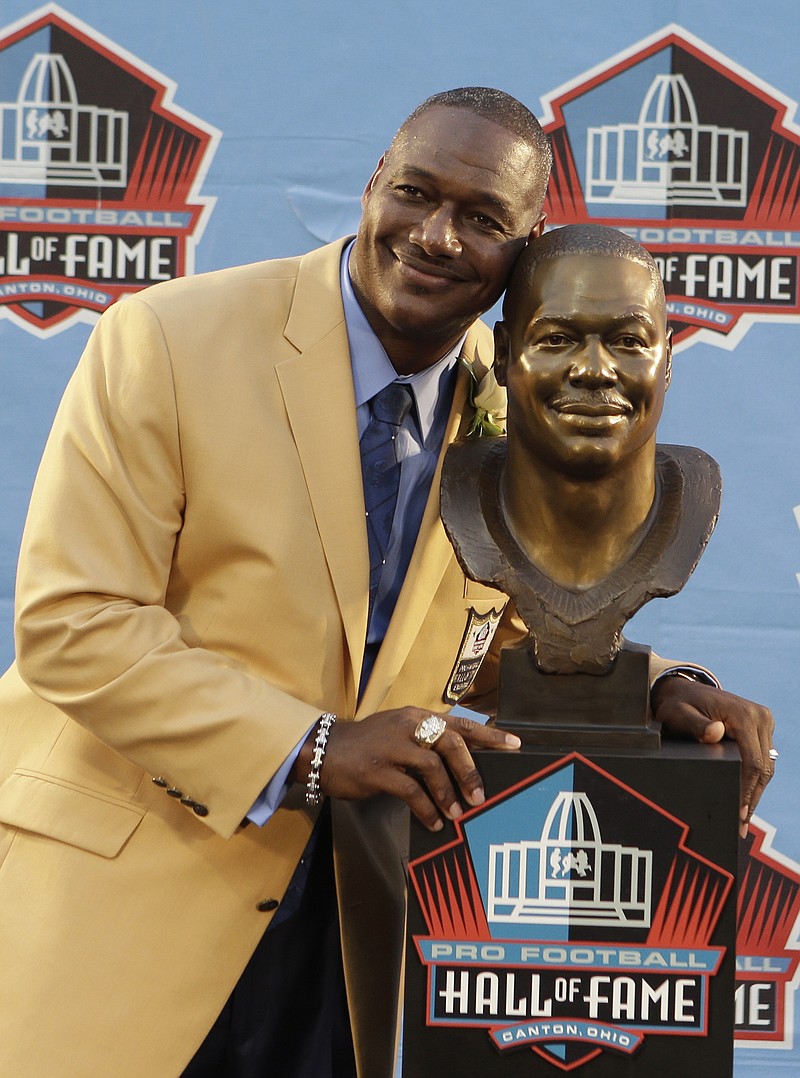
[{"xmin": 0, "ymin": 238, "xmax": 693, "ymax": 1077}]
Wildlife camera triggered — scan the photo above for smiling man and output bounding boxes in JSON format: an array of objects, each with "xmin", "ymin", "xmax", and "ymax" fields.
[
  {"xmin": 350, "ymin": 101, "xmax": 548, "ymax": 373},
  {"xmin": 0, "ymin": 92, "xmax": 774, "ymax": 1078}
]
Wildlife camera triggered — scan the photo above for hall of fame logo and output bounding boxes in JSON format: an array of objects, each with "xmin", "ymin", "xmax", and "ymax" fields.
[
  {"xmin": 735, "ymin": 816, "xmax": 800, "ymax": 1049},
  {"xmin": 409, "ymin": 754, "xmax": 733, "ymax": 1071},
  {"xmin": 0, "ymin": 4, "xmax": 219, "ymax": 336},
  {"xmin": 538, "ymin": 25, "xmax": 800, "ymax": 351}
]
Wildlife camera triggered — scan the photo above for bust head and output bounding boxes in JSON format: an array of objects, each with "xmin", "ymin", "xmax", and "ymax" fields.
[
  {"xmin": 440, "ymin": 223, "xmax": 720, "ymax": 676},
  {"xmin": 494, "ymin": 224, "xmax": 672, "ymax": 481}
]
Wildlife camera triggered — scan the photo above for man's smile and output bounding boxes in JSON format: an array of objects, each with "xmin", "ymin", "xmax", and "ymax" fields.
[{"xmin": 393, "ymin": 248, "xmax": 471, "ymax": 285}]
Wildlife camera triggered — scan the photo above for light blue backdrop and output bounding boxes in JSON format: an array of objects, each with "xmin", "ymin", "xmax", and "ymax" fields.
[{"xmin": 1, "ymin": 2, "xmax": 797, "ymax": 1071}]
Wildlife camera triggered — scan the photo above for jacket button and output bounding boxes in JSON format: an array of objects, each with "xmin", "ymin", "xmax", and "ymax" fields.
[
  {"xmin": 180, "ymin": 796, "xmax": 195, "ymax": 806},
  {"xmin": 152, "ymin": 777, "xmax": 168, "ymax": 787},
  {"xmin": 256, "ymin": 899, "xmax": 279, "ymax": 912},
  {"xmin": 192, "ymin": 803, "xmax": 209, "ymax": 817},
  {"xmin": 166, "ymin": 787, "xmax": 183, "ymax": 798}
]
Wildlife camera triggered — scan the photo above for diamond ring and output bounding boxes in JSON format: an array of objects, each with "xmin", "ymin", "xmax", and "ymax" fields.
[
  {"xmin": 768, "ymin": 748, "xmax": 779, "ymax": 761},
  {"xmin": 414, "ymin": 715, "xmax": 447, "ymax": 748}
]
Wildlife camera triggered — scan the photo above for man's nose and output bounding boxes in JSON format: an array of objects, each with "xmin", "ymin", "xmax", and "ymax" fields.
[
  {"xmin": 409, "ymin": 206, "xmax": 462, "ymax": 256},
  {"xmin": 569, "ymin": 337, "xmax": 618, "ymax": 386}
]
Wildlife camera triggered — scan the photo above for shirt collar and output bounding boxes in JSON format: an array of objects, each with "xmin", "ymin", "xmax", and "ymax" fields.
[{"xmin": 340, "ymin": 241, "xmax": 464, "ymax": 443}]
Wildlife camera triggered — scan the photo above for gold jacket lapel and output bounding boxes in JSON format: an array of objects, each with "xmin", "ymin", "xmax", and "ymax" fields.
[{"xmin": 276, "ymin": 240, "xmax": 369, "ymax": 705}]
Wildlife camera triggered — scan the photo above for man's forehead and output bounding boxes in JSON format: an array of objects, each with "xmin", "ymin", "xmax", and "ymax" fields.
[
  {"xmin": 396, "ymin": 104, "xmax": 518, "ymax": 142},
  {"xmin": 523, "ymin": 255, "xmax": 663, "ymax": 317},
  {"xmin": 390, "ymin": 107, "xmax": 536, "ymax": 183}
]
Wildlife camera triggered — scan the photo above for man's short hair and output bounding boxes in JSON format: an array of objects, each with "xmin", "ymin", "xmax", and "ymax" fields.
[
  {"xmin": 503, "ymin": 223, "xmax": 666, "ymax": 321},
  {"xmin": 396, "ymin": 87, "xmax": 552, "ymax": 200}
]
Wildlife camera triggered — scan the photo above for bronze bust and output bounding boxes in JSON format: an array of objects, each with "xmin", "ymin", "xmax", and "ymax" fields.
[{"xmin": 441, "ymin": 224, "xmax": 721, "ymax": 677}]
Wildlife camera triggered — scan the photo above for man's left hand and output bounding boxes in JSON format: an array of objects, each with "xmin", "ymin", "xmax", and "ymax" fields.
[{"xmin": 651, "ymin": 677, "xmax": 775, "ymax": 837}]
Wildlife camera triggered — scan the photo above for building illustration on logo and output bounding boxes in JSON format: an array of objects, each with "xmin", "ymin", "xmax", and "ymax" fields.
[
  {"xmin": 488, "ymin": 791, "xmax": 653, "ymax": 929},
  {"xmin": 1, "ymin": 51, "xmax": 128, "ymax": 187},
  {"xmin": 0, "ymin": 4, "xmax": 219, "ymax": 337},
  {"xmin": 538, "ymin": 25, "xmax": 800, "ymax": 350},
  {"xmin": 586, "ymin": 73, "xmax": 748, "ymax": 207}
]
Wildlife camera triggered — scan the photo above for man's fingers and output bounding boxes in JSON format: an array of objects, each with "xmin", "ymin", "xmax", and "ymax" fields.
[
  {"xmin": 417, "ymin": 727, "xmax": 486, "ymax": 811},
  {"xmin": 318, "ymin": 708, "xmax": 519, "ymax": 832},
  {"xmin": 653, "ymin": 679, "xmax": 777, "ymax": 837},
  {"xmin": 441, "ymin": 713, "xmax": 521, "ymax": 751},
  {"xmin": 655, "ymin": 694, "xmax": 722, "ymax": 743},
  {"xmin": 401, "ymin": 741, "xmax": 469, "ymax": 825},
  {"xmin": 721, "ymin": 698, "xmax": 775, "ymax": 832},
  {"xmin": 387, "ymin": 768, "xmax": 448, "ymax": 832},
  {"xmin": 748, "ymin": 703, "xmax": 777, "ymax": 818},
  {"xmin": 739, "ymin": 716, "xmax": 776, "ymax": 829},
  {"xmin": 409, "ymin": 719, "xmax": 488, "ymax": 819},
  {"xmin": 421, "ymin": 713, "xmax": 520, "ymax": 810},
  {"xmin": 696, "ymin": 718, "xmax": 726, "ymax": 743},
  {"xmin": 404, "ymin": 712, "xmax": 519, "ymax": 826}
]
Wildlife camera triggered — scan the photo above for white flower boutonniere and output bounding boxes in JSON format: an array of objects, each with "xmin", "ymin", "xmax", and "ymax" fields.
[{"xmin": 462, "ymin": 350, "xmax": 507, "ymax": 438}]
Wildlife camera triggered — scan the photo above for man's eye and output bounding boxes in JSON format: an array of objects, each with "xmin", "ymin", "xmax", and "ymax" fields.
[
  {"xmin": 471, "ymin": 213, "xmax": 502, "ymax": 231},
  {"xmin": 544, "ymin": 333, "xmax": 571, "ymax": 346},
  {"xmin": 616, "ymin": 335, "xmax": 645, "ymax": 349},
  {"xmin": 395, "ymin": 184, "xmax": 424, "ymax": 198}
]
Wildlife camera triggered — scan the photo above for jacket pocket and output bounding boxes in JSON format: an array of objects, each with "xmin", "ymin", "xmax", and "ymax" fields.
[{"xmin": 0, "ymin": 769, "xmax": 145, "ymax": 858}]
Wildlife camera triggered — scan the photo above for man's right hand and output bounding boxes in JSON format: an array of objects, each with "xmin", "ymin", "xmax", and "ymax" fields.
[
  {"xmin": 651, "ymin": 677, "xmax": 776, "ymax": 837},
  {"xmin": 293, "ymin": 708, "xmax": 520, "ymax": 832}
]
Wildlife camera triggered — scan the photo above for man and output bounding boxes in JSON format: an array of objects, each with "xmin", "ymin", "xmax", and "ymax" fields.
[
  {"xmin": 442, "ymin": 223, "xmax": 722, "ymax": 676},
  {"xmin": 0, "ymin": 89, "xmax": 773, "ymax": 1077}
]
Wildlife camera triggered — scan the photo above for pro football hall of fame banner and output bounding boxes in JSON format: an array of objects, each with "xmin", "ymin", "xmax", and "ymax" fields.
[{"xmin": 0, "ymin": 5, "xmax": 798, "ymax": 1076}]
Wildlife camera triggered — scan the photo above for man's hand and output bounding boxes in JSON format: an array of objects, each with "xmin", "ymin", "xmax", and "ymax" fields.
[
  {"xmin": 294, "ymin": 708, "xmax": 520, "ymax": 832},
  {"xmin": 651, "ymin": 677, "xmax": 775, "ymax": 837}
]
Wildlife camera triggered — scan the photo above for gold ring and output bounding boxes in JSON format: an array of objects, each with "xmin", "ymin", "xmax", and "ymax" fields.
[{"xmin": 414, "ymin": 715, "xmax": 447, "ymax": 748}]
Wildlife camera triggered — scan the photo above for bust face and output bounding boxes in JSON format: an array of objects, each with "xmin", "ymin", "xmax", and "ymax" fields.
[{"xmin": 495, "ymin": 254, "xmax": 672, "ymax": 478}]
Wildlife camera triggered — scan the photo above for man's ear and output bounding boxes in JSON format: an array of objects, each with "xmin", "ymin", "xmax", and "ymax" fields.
[
  {"xmin": 493, "ymin": 321, "xmax": 511, "ymax": 387},
  {"xmin": 361, "ymin": 153, "xmax": 387, "ymax": 206},
  {"xmin": 664, "ymin": 327, "xmax": 673, "ymax": 390},
  {"xmin": 528, "ymin": 213, "xmax": 547, "ymax": 241}
]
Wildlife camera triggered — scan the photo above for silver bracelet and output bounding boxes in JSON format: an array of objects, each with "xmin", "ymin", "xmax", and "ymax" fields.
[{"xmin": 305, "ymin": 712, "xmax": 337, "ymax": 806}]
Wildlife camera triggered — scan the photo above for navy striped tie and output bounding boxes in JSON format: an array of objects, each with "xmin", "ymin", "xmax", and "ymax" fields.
[{"xmin": 360, "ymin": 382, "xmax": 414, "ymax": 612}]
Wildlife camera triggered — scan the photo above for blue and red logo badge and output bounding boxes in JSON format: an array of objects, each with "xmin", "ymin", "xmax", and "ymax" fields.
[
  {"xmin": 736, "ymin": 817, "xmax": 800, "ymax": 1049},
  {"xmin": 409, "ymin": 754, "xmax": 733, "ymax": 1071},
  {"xmin": 538, "ymin": 25, "xmax": 800, "ymax": 351},
  {"xmin": 0, "ymin": 3, "xmax": 219, "ymax": 336}
]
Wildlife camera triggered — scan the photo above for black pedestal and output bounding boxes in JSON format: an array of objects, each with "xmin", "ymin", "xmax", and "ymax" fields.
[
  {"xmin": 404, "ymin": 740, "xmax": 739, "ymax": 1077},
  {"xmin": 497, "ymin": 641, "xmax": 659, "ymax": 749}
]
